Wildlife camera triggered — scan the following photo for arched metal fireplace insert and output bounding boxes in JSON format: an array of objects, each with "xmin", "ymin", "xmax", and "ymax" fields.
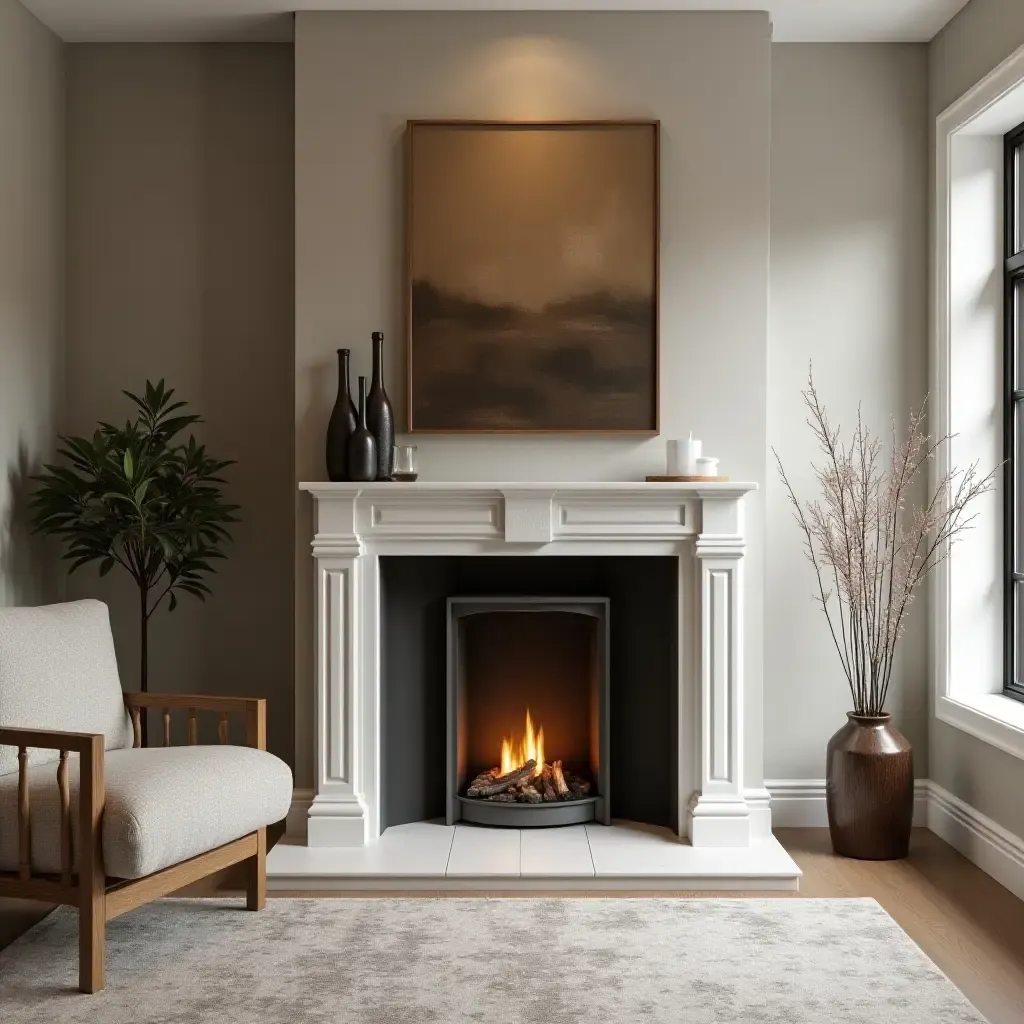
[{"xmin": 446, "ymin": 596, "xmax": 611, "ymax": 828}]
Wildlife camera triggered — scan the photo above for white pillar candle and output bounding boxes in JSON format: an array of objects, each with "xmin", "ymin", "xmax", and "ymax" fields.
[{"xmin": 680, "ymin": 431, "xmax": 702, "ymax": 476}]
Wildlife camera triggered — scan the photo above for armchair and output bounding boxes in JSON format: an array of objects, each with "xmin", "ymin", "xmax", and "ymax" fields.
[{"xmin": 0, "ymin": 600, "xmax": 292, "ymax": 993}]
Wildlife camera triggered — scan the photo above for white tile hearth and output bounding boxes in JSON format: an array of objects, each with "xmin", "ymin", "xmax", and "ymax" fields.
[
  {"xmin": 447, "ymin": 823, "xmax": 521, "ymax": 876},
  {"xmin": 267, "ymin": 821, "xmax": 801, "ymax": 891},
  {"xmin": 520, "ymin": 825, "xmax": 595, "ymax": 877}
]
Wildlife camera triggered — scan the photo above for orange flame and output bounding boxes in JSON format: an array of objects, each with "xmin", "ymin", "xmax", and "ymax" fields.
[{"xmin": 500, "ymin": 709, "xmax": 544, "ymax": 778}]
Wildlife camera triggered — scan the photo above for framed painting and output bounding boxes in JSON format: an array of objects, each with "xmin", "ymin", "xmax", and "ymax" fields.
[{"xmin": 405, "ymin": 120, "xmax": 659, "ymax": 434}]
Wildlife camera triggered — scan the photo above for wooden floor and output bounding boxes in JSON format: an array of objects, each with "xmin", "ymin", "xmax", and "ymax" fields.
[{"xmin": 3, "ymin": 828, "xmax": 1023, "ymax": 1023}]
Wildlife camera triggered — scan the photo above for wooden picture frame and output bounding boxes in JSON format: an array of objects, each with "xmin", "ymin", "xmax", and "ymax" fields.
[{"xmin": 405, "ymin": 120, "xmax": 660, "ymax": 435}]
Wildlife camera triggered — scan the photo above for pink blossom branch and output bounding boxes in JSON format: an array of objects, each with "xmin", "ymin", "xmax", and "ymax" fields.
[{"xmin": 777, "ymin": 365, "xmax": 996, "ymax": 715}]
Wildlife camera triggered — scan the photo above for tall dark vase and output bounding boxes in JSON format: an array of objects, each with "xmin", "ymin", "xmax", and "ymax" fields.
[
  {"xmin": 366, "ymin": 331, "xmax": 394, "ymax": 481},
  {"xmin": 325, "ymin": 348, "xmax": 358, "ymax": 481},
  {"xmin": 347, "ymin": 376, "xmax": 377, "ymax": 483},
  {"xmin": 826, "ymin": 712, "xmax": 913, "ymax": 860}
]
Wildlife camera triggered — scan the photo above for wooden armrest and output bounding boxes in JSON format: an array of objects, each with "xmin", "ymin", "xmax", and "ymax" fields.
[
  {"xmin": 0, "ymin": 727, "xmax": 104, "ymax": 887},
  {"xmin": 122, "ymin": 693, "xmax": 266, "ymax": 750},
  {"xmin": 123, "ymin": 693, "xmax": 259, "ymax": 713},
  {"xmin": 0, "ymin": 726, "xmax": 104, "ymax": 758}
]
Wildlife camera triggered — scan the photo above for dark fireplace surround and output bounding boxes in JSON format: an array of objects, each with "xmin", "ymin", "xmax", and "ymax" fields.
[
  {"xmin": 446, "ymin": 597, "xmax": 611, "ymax": 828},
  {"xmin": 380, "ymin": 556, "xmax": 678, "ymax": 832}
]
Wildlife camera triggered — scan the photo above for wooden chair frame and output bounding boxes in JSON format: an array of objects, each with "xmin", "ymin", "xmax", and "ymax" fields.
[{"xmin": 0, "ymin": 693, "xmax": 268, "ymax": 993}]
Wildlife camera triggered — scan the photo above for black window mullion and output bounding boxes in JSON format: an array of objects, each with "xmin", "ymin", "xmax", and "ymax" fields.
[{"xmin": 1006, "ymin": 123, "xmax": 1024, "ymax": 701}]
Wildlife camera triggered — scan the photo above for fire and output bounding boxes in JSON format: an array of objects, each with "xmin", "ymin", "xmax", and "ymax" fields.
[{"xmin": 500, "ymin": 709, "xmax": 545, "ymax": 778}]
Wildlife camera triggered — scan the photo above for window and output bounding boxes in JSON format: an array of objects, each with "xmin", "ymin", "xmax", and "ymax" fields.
[
  {"xmin": 1005, "ymin": 120, "xmax": 1024, "ymax": 702},
  {"xmin": 935, "ymin": 56, "xmax": 1024, "ymax": 758}
]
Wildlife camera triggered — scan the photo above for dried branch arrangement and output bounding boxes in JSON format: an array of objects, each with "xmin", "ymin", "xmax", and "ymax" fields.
[
  {"xmin": 775, "ymin": 369, "xmax": 996, "ymax": 716},
  {"xmin": 465, "ymin": 760, "xmax": 592, "ymax": 804}
]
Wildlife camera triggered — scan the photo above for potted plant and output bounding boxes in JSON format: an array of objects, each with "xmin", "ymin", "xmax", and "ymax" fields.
[
  {"xmin": 775, "ymin": 370, "xmax": 993, "ymax": 859},
  {"xmin": 30, "ymin": 382, "xmax": 238, "ymax": 737}
]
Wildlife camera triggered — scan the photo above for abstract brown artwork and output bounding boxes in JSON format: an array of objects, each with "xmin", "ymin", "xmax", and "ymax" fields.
[{"xmin": 406, "ymin": 121, "xmax": 659, "ymax": 433}]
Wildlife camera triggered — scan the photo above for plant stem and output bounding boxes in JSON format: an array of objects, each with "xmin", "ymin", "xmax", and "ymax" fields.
[
  {"xmin": 139, "ymin": 579, "xmax": 151, "ymax": 693},
  {"xmin": 139, "ymin": 583, "xmax": 149, "ymax": 746}
]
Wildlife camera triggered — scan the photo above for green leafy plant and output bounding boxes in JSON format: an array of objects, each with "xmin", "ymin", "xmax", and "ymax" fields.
[{"xmin": 30, "ymin": 381, "xmax": 239, "ymax": 692}]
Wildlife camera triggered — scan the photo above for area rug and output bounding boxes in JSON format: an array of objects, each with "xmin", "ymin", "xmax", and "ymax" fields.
[{"xmin": 0, "ymin": 898, "xmax": 985, "ymax": 1023}]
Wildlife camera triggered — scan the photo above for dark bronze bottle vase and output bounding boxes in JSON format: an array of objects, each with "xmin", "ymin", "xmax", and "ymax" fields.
[
  {"xmin": 366, "ymin": 331, "xmax": 394, "ymax": 481},
  {"xmin": 826, "ymin": 712, "xmax": 913, "ymax": 860},
  {"xmin": 347, "ymin": 376, "xmax": 377, "ymax": 483},
  {"xmin": 325, "ymin": 348, "xmax": 358, "ymax": 481}
]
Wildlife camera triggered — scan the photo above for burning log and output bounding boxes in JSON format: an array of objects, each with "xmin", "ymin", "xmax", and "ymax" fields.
[
  {"xmin": 551, "ymin": 761, "xmax": 570, "ymax": 798},
  {"xmin": 467, "ymin": 759, "xmax": 537, "ymax": 798},
  {"xmin": 465, "ymin": 748, "xmax": 595, "ymax": 804}
]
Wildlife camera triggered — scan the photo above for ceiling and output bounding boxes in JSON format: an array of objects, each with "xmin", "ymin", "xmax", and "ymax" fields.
[{"xmin": 21, "ymin": 0, "xmax": 973, "ymax": 44}]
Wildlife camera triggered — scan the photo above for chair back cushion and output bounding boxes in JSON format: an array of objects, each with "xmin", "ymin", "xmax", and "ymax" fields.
[{"xmin": 0, "ymin": 600, "xmax": 131, "ymax": 776}]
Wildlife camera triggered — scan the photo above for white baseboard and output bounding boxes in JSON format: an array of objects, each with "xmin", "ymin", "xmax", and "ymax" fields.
[
  {"xmin": 926, "ymin": 781, "xmax": 1024, "ymax": 903},
  {"xmin": 766, "ymin": 779, "xmax": 931, "ymax": 828},
  {"xmin": 285, "ymin": 782, "xmax": 932, "ymax": 835}
]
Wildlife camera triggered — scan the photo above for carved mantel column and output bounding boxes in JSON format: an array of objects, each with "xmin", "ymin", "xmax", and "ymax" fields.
[{"xmin": 688, "ymin": 491, "xmax": 751, "ymax": 847}]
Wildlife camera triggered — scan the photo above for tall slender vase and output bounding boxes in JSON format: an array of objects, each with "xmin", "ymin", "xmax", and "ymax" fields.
[
  {"xmin": 826, "ymin": 712, "xmax": 913, "ymax": 860},
  {"xmin": 325, "ymin": 348, "xmax": 358, "ymax": 481},
  {"xmin": 347, "ymin": 376, "xmax": 377, "ymax": 483},
  {"xmin": 366, "ymin": 331, "xmax": 394, "ymax": 481}
]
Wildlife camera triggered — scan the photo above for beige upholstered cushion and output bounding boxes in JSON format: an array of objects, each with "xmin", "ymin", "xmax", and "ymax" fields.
[
  {"xmin": 0, "ymin": 600, "xmax": 131, "ymax": 777},
  {"xmin": 0, "ymin": 745, "xmax": 292, "ymax": 879}
]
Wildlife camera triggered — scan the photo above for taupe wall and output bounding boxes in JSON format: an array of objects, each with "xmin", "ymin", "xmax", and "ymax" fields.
[
  {"xmin": 51, "ymin": 11, "xmax": 1023, "ymax": 828},
  {"xmin": 294, "ymin": 11, "xmax": 772, "ymax": 790},
  {"xmin": 928, "ymin": 0, "xmax": 1024, "ymax": 836},
  {"xmin": 0, "ymin": 0, "xmax": 64, "ymax": 609},
  {"xmin": 768, "ymin": 43, "xmax": 930, "ymax": 777},
  {"xmin": 930, "ymin": 0, "xmax": 1024, "ymax": 113},
  {"xmin": 65, "ymin": 44, "xmax": 296, "ymax": 765}
]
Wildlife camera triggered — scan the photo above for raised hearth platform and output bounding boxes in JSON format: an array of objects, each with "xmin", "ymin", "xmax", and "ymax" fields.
[{"xmin": 267, "ymin": 821, "xmax": 801, "ymax": 891}]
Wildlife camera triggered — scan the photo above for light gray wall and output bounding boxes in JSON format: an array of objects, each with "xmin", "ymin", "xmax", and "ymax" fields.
[
  {"xmin": 768, "ymin": 44, "xmax": 929, "ymax": 777},
  {"xmin": 928, "ymin": 0, "xmax": 1024, "ymax": 837},
  {"xmin": 65, "ymin": 44, "xmax": 296, "ymax": 765},
  {"xmin": 0, "ymin": 0, "xmax": 64, "ymax": 609},
  {"xmin": 294, "ymin": 11, "xmax": 772, "ymax": 789}
]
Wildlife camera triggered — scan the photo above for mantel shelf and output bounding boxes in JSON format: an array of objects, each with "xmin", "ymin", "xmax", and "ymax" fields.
[{"xmin": 301, "ymin": 480, "xmax": 758, "ymax": 495}]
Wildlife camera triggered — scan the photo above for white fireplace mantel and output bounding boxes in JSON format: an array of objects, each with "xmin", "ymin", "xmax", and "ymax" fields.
[{"xmin": 300, "ymin": 480, "xmax": 769, "ymax": 851}]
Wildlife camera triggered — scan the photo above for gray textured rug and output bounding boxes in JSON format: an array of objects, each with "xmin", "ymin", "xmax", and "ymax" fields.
[{"xmin": 0, "ymin": 898, "xmax": 985, "ymax": 1023}]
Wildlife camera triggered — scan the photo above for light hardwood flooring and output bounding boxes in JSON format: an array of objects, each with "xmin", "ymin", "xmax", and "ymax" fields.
[{"xmin": 2, "ymin": 828, "xmax": 1023, "ymax": 1024}]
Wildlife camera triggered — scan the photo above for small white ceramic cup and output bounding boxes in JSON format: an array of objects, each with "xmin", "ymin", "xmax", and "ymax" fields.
[{"xmin": 695, "ymin": 456, "xmax": 719, "ymax": 477}]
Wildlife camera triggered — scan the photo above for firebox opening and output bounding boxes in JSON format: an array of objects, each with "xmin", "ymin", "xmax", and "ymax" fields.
[
  {"xmin": 379, "ymin": 555, "xmax": 678, "ymax": 834},
  {"xmin": 448, "ymin": 598, "xmax": 610, "ymax": 828}
]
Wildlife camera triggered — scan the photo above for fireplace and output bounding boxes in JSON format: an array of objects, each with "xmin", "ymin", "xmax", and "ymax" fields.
[
  {"xmin": 446, "ymin": 597, "xmax": 611, "ymax": 828},
  {"xmin": 297, "ymin": 481, "xmax": 773, "ymax": 856},
  {"xmin": 272, "ymin": 482, "xmax": 803, "ymax": 890},
  {"xmin": 272, "ymin": 481, "xmax": 804, "ymax": 888}
]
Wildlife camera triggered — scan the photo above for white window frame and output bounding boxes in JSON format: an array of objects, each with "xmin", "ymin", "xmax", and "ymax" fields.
[{"xmin": 934, "ymin": 43, "xmax": 1024, "ymax": 760}]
